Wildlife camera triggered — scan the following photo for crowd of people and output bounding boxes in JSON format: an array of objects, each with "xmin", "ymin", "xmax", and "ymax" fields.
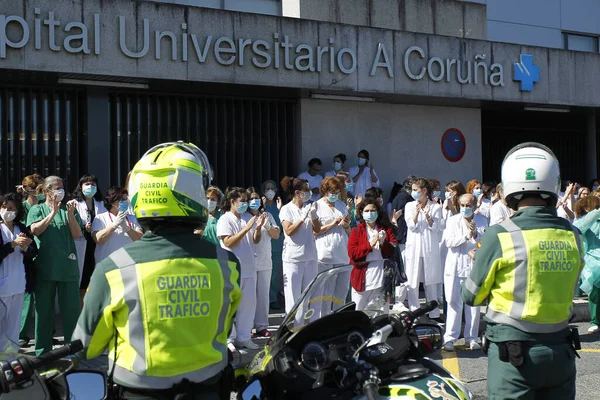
[{"xmin": 1, "ymin": 148, "xmax": 599, "ymax": 354}]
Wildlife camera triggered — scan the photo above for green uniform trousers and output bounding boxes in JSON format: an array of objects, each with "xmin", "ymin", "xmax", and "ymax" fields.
[
  {"xmin": 589, "ymin": 286, "xmax": 600, "ymax": 327},
  {"xmin": 269, "ymin": 252, "xmax": 283, "ymax": 306},
  {"xmin": 487, "ymin": 341, "xmax": 576, "ymax": 400},
  {"xmin": 19, "ymin": 292, "xmax": 35, "ymax": 341},
  {"xmin": 34, "ymin": 280, "xmax": 80, "ymax": 355}
]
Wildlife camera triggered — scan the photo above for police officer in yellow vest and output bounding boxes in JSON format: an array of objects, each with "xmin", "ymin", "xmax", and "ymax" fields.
[
  {"xmin": 462, "ymin": 142, "xmax": 584, "ymax": 400},
  {"xmin": 73, "ymin": 142, "xmax": 242, "ymax": 399}
]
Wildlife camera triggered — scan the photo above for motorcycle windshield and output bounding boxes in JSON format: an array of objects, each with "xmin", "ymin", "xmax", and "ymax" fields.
[{"xmin": 277, "ymin": 264, "xmax": 355, "ymax": 338}]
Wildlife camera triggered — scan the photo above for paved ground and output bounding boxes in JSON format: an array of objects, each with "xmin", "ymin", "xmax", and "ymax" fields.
[{"xmin": 18, "ymin": 302, "xmax": 598, "ymax": 399}]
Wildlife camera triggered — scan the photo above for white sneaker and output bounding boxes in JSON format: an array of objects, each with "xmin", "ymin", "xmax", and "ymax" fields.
[
  {"xmin": 392, "ymin": 302, "xmax": 409, "ymax": 313},
  {"xmin": 443, "ymin": 342, "xmax": 455, "ymax": 352},
  {"xmin": 588, "ymin": 325, "xmax": 599, "ymax": 333},
  {"xmin": 469, "ymin": 340, "xmax": 482, "ymax": 350},
  {"xmin": 235, "ymin": 340, "xmax": 260, "ymax": 350}
]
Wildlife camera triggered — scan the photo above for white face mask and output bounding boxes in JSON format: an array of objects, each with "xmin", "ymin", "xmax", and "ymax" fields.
[
  {"xmin": 302, "ymin": 191, "xmax": 311, "ymax": 203},
  {"xmin": 265, "ymin": 190, "xmax": 276, "ymax": 201},
  {"xmin": 207, "ymin": 200, "xmax": 217, "ymax": 212},
  {"xmin": 0, "ymin": 209, "xmax": 16, "ymax": 222},
  {"xmin": 54, "ymin": 189, "xmax": 65, "ymax": 202}
]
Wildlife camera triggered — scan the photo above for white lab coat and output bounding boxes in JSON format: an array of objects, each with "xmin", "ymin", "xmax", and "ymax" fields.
[
  {"xmin": 443, "ymin": 213, "xmax": 488, "ymax": 281},
  {"xmin": 404, "ymin": 200, "xmax": 443, "ymax": 287},
  {"xmin": 72, "ymin": 198, "xmax": 106, "ymax": 284}
]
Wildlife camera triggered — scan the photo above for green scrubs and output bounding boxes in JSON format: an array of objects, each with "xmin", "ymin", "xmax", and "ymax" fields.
[
  {"xmin": 20, "ymin": 201, "xmax": 37, "ymax": 344},
  {"xmin": 27, "ymin": 203, "xmax": 82, "ymax": 355},
  {"xmin": 265, "ymin": 202, "xmax": 283, "ymax": 307},
  {"xmin": 202, "ymin": 211, "xmax": 221, "ymax": 246}
]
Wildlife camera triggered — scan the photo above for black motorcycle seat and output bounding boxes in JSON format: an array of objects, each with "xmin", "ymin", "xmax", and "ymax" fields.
[{"xmin": 390, "ymin": 364, "xmax": 430, "ymax": 382}]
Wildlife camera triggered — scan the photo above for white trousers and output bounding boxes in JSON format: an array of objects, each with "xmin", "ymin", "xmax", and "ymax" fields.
[
  {"xmin": 352, "ymin": 287, "xmax": 382, "ymax": 311},
  {"xmin": 0, "ymin": 293, "xmax": 24, "ymax": 353},
  {"xmin": 283, "ymin": 260, "xmax": 318, "ymax": 314},
  {"xmin": 254, "ymin": 269, "xmax": 272, "ymax": 331},
  {"xmin": 235, "ymin": 276, "xmax": 257, "ymax": 343},
  {"xmin": 407, "ymin": 257, "xmax": 441, "ymax": 318},
  {"xmin": 443, "ymin": 275, "xmax": 480, "ymax": 343}
]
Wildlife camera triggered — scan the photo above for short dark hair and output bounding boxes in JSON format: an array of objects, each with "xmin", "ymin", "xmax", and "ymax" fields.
[
  {"xmin": 358, "ymin": 149, "xmax": 370, "ymax": 160},
  {"xmin": 222, "ymin": 187, "xmax": 248, "ymax": 212},
  {"xmin": 308, "ymin": 158, "xmax": 322, "ymax": 167},
  {"xmin": 334, "ymin": 153, "xmax": 347, "ymax": 163},
  {"xmin": 364, "ymin": 187, "xmax": 383, "ymax": 200},
  {"xmin": 104, "ymin": 187, "xmax": 128, "ymax": 210},
  {"xmin": 0, "ymin": 193, "xmax": 24, "ymax": 224}
]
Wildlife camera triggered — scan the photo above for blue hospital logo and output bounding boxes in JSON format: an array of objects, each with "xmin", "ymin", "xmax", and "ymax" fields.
[{"xmin": 514, "ymin": 54, "xmax": 540, "ymax": 92}]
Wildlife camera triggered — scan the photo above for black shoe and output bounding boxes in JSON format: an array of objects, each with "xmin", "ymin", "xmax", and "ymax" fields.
[
  {"xmin": 53, "ymin": 338, "xmax": 60, "ymax": 345},
  {"xmin": 270, "ymin": 302, "xmax": 282, "ymax": 310},
  {"xmin": 19, "ymin": 338, "xmax": 30, "ymax": 348}
]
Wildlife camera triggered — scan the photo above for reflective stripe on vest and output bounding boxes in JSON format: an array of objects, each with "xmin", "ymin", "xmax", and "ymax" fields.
[
  {"xmin": 107, "ymin": 246, "xmax": 236, "ymax": 388},
  {"xmin": 485, "ymin": 218, "xmax": 583, "ymax": 334}
]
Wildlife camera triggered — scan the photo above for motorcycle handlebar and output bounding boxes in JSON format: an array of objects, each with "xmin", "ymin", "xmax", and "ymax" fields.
[
  {"xmin": 363, "ymin": 382, "xmax": 379, "ymax": 400},
  {"xmin": 0, "ymin": 340, "xmax": 83, "ymax": 393},
  {"xmin": 408, "ymin": 301, "xmax": 438, "ymax": 321}
]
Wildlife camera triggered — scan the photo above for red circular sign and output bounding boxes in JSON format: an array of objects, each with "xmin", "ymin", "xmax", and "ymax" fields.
[{"xmin": 441, "ymin": 128, "xmax": 466, "ymax": 162}]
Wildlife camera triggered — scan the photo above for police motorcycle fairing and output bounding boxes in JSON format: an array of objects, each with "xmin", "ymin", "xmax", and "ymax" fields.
[
  {"xmin": 239, "ymin": 265, "xmax": 472, "ymax": 400},
  {"xmin": 0, "ymin": 298, "xmax": 107, "ymax": 400}
]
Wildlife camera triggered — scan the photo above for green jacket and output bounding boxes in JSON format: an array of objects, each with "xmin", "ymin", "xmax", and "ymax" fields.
[
  {"xmin": 73, "ymin": 228, "xmax": 242, "ymax": 389},
  {"xmin": 462, "ymin": 206, "xmax": 584, "ymax": 341}
]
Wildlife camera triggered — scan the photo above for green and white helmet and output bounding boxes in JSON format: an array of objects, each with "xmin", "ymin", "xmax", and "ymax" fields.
[{"xmin": 501, "ymin": 142, "xmax": 561, "ymax": 210}]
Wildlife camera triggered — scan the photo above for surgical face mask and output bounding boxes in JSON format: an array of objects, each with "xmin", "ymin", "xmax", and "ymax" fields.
[
  {"xmin": 432, "ymin": 191, "xmax": 441, "ymax": 199},
  {"xmin": 333, "ymin": 162, "xmax": 342, "ymax": 171},
  {"xmin": 82, "ymin": 184, "xmax": 97, "ymax": 198},
  {"xmin": 53, "ymin": 189, "xmax": 65, "ymax": 202},
  {"xmin": 37, "ymin": 194, "xmax": 45, "ymax": 201},
  {"xmin": 445, "ymin": 191, "xmax": 452, "ymax": 201},
  {"xmin": 593, "ymin": 185, "xmax": 599, "ymax": 191},
  {"xmin": 346, "ymin": 183, "xmax": 354, "ymax": 193},
  {"xmin": 473, "ymin": 189, "xmax": 483, "ymax": 197},
  {"xmin": 236, "ymin": 202, "xmax": 249, "ymax": 214},
  {"xmin": 207, "ymin": 200, "xmax": 217, "ymax": 212},
  {"xmin": 362, "ymin": 211, "xmax": 378, "ymax": 223},
  {"xmin": 358, "ymin": 157, "xmax": 367, "ymax": 166},
  {"xmin": 265, "ymin": 190, "xmax": 276, "ymax": 201},
  {"xmin": 302, "ymin": 191, "xmax": 312, "ymax": 203},
  {"xmin": 249, "ymin": 199, "xmax": 261, "ymax": 210},
  {"xmin": 327, "ymin": 193, "xmax": 339, "ymax": 203},
  {"xmin": 411, "ymin": 190, "xmax": 420, "ymax": 201},
  {"xmin": 118, "ymin": 200, "xmax": 129, "ymax": 212},
  {"xmin": 0, "ymin": 209, "xmax": 16, "ymax": 222},
  {"xmin": 461, "ymin": 207, "xmax": 473, "ymax": 218}
]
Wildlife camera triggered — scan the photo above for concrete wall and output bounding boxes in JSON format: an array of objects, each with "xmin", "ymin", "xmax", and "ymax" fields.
[
  {"xmin": 149, "ymin": 0, "xmax": 281, "ymax": 16},
  {"xmin": 3, "ymin": 1, "xmax": 600, "ymax": 106},
  {"xmin": 300, "ymin": 99, "xmax": 482, "ymax": 196},
  {"xmin": 487, "ymin": 0, "xmax": 600, "ymax": 49},
  {"xmin": 288, "ymin": 0, "xmax": 487, "ymax": 40}
]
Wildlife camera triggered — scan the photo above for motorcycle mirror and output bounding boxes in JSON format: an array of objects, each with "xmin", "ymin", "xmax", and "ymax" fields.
[
  {"xmin": 241, "ymin": 380, "xmax": 264, "ymax": 400},
  {"xmin": 65, "ymin": 370, "xmax": 107, "ymax": 399},
  {"xmin": 414, "ymin": 324, "xmax": 444, "ymax": 354}
]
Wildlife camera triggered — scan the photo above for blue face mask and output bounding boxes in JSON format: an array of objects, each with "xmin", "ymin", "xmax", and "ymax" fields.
[
  {"xmin": 333, "ymin": 162, "xmax": 342, "ymax": 171},
  {"xmin": 411, "ymin": 191, "xmax": 420, "ymax": 201},
  {"xmin": 362, "ymin": 211, "xmax": 378, "ymax": 223},
  {"xmin": 432, "ymin": 191, "xmax": 441, "ymax": 199},
  {"xmin": 249, "ymin": 199, "xmax": 261, "ymax": 210},
  {"xmin": 358, "ymin": 157, "xmax": 367, "ymax": 166},
  {"xmin": 118, "ymin": 200, "xmax": 129, "ymax": 212},
  {"xmin": 445, "ymin": 192, "xmax": 452, "ymax": 201},
  {"xmin": 327, "ymin": 194, "xmax": 339, "ymax": 203},
  {"xmin": 346, "ymin": 183, "xmax": 354, "ymax": 193},
  {"xmin": 37, "ymin": 194, "xmax": 45, "ymax": 201},
  {"xmin": 237, "ymin": 202, "xmax": 249, "ymax": 214},
  {"xmin": 461, "ymin": 207, "xmax": 474, "ymax": 218},
  {"xmin": 82, "ymin": 185, "xmax": 97, "ymax": 198},
  {"xmin": 473, "ymin": 189, "xmax": 483, "ymax": 197},
  {"xmin": 593, "ymin": 185, "xmax": 599, "ymax": 191}
]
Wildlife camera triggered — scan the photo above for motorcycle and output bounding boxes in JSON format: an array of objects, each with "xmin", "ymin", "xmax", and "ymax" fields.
[{"xmin": 238, "ymin": 265, "xmax": 473, "ymax": 400}]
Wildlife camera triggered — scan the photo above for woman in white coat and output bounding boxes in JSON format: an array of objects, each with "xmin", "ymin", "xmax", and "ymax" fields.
[
  {"xmin": 69, "ymin": 174, "xmax": 106, "ymax": 303},
  {"xmin": 404, "ymin": 178, "xmax": 443, "ymax": 319},
  {"xmin": 442, "ymin": 194, "xmax": 488, "ymax": 351}
]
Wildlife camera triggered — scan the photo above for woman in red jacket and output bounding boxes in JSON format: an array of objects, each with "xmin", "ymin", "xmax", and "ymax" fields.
[{"xmin": 348, "ymin": 198, "xmax": 397, "ymax": 311}]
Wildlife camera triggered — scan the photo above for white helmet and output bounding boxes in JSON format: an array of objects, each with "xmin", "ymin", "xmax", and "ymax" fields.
[{"xmin": 501, "ymin": 142, "xmax": 561, "ymax": 210}]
